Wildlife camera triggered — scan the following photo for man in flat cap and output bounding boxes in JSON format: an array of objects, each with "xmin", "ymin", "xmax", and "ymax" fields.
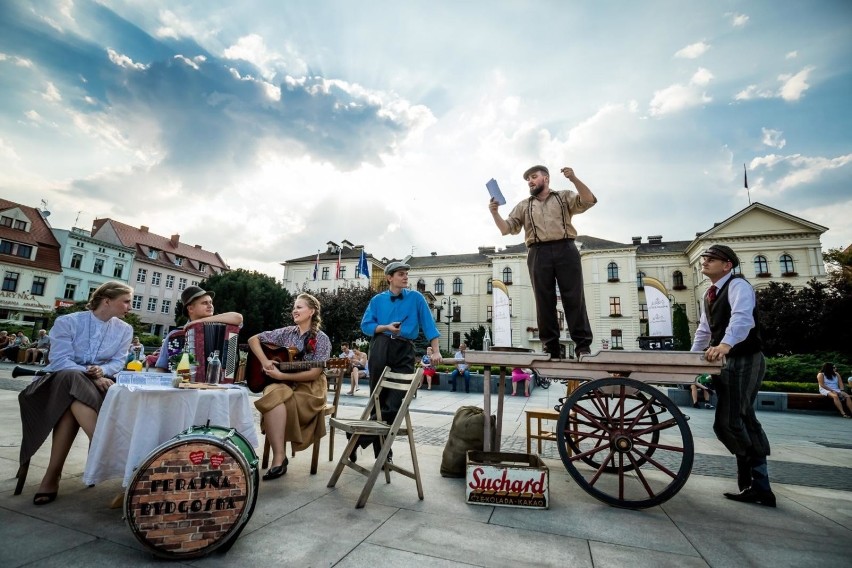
[
  {"xmin": 355, "ymin": 262, "xmax": 442, "ymax": 460},
  {"xmin": 153, "ymin": 285, "xmax": 243, "ymax": 371},
  {"xmin": 489, "ymin": 165, "xmax": 597, "ymax": 358},
  {"xmin": 692, "ymin": 244, "xmax": 775, "ymax": 507}
]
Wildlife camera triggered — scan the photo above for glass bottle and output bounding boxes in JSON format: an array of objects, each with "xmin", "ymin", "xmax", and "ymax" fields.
[
  {"xmin": 176, "ymin": 351, "xmax": 192, "ymax": 383},
  {"xmin": 206, "ymin": 350, "xmax": 222, "ymax": 385}
]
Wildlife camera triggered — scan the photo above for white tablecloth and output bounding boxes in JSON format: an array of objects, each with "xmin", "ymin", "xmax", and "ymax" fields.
[{"xmin": 82, "ymin": 385, "xmax": 259, "ymax": 487}]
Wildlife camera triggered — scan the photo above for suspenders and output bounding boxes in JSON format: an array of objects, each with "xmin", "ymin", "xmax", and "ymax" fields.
[{"xmin": 527, "ymin": 192, "xmax": 570, "ymax": 244}]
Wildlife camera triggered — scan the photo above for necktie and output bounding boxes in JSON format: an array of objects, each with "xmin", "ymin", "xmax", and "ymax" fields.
[
  {"xmin": 390, "ymin": 294, "xmax": 402, "ymax": 302},
  {"xmin": 707, "ymin": 285, "xmax": 717, "ymax": 303}
]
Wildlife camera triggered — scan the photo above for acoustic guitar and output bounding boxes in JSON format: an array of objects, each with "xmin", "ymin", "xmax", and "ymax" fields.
[{"xmin": 245, "ymin": 342, "xmax": 351, "ymax": 393}]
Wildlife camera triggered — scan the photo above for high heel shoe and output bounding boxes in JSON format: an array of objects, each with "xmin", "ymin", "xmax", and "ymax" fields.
[
  {"xmin": 262, "ymin": 457, "xmax": 288, "ymax": 481},
  {"xmin": 33, "ymin": 491, "xmax": 58, "ymax": 505}
]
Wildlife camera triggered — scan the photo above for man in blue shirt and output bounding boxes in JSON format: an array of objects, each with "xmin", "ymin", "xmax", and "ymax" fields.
[
  {"xmin": 692, "ymin": 244, "xmax": 774, "ymax": 507},
  {"xmin": 357, "ymin": 261, "xmax": 442, "ymax": 459}
]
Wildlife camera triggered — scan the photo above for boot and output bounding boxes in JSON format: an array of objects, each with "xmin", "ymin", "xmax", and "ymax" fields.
[{"xmin": 736, "ymin": 454, "xmax": 752, "ymax": 491}]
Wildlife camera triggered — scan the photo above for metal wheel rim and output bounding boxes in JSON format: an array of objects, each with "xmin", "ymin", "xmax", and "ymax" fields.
[{"xmin": 556, "ymin": 377, "xmax": 693, "ymax": 509}]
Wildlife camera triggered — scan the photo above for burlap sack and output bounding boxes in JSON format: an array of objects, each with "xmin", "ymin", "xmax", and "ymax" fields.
[{"xmin": 440, "ymin": 405, "xmax": 497, "ymax": 478}]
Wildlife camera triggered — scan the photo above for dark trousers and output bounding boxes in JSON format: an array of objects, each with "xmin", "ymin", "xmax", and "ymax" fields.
[
  {"xmin": 712, "ymin": 352, "xmax": 771, "ymax": 458},
  {"xmin": 527, "ymin": 239, "xmax": 593, "ymax": 357}
]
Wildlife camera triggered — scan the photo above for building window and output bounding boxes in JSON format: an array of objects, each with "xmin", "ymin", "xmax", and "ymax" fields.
[
  {"xmin": 161, "ymin": 299, "xmax": 171, "ymax": 315},
  {"xmin": 71, "ymin": 253, "xmax": 83, "ymax": 269},
  {"xmin": 486, "ymin": 305, "xmax": 493, "ymax": 322},
  {"xmin": 611, "ymin": 329, "xmax": 623, "ymax": 349},
  {"xmin": 151, "ymin": 271, "xmax": 161, "ymax": 286},
  {"xmin": 174, "ymin": 257, "xmax": 183, "ymax": 266},
  {"xmin": 0, "ymin": 216, "xmax": 10, "ymax": 227},
  {"xmin": 416, "ymin": 278, "xmax": 426, "ymax": 293},
  {"xmin": 452, "ymin": 277, "xmax": 463, "ymax": 295},
  {"xmin": 780, "ymin": 254, "xmax": 796, "ymax": 275},
  {"xmin": 191, "ymin": 280, "xmax": 198, "ymax": 286},
  {"xmin": 487, "ymin": 278, "xmax": 493, "ymax": 294},
  {"xmin": 136, "ymin": 268, "xmax": 147, "ymax": 283},
  {"xmin": 637, "ymin": 271, "xmax": 645, "ymax": 289},
  {"xmin": 165, "ymin": 275, "xmax": 174, "ymax": 288},
  {"xmin": 452, "ymin": 305, "xmax": 461, "ymax": 322},
  {"xmin": 178, "ymin": 278, "xmax": 187, "ymax": 291},
  {"xmin": 609, "ymin": 296, "xmax": 622, "ymax": 316},
  {"xmin": 89, "ymin": 285, "xmax": 98, "ymax": 298},
  {"xmin": 452, "ymin": 332, "xmax": 461, "ymax": 349},
  {"xmin": 113, "ymin": 263, "xmax": 124, "ymax": 278},
  {"xmin": 132, "ymin": 295, "xmax": 142, "ymax": 310},
  {"xmin": 31, "ymin": 276, "xmax": 47, "ymax": 296},
  {"xmin": 93, "ymin": 258, "xmax": 104, "ymax": 274},
  {"xmin": 198, "ymin": 263, "xmax": 207, "ymax": 273},
  {"xmin": 0, "ymin": 240, "xmax": 12, "ymax": 254},
  {"xmin": 147, "ymin": 297, "xmax": 157, "ymax": 312},
  {"xmin": 502, "ymin": 267, "xmax": 513, "ymax": 284},
  {"xmin": 322, "ymin": 267, "xmax": 330, "ymax": 280},
  {"xmin": 557, "ymin": 310, "xmax": 565, "ymax": 330},
  {"xmin": 672, "ymin": 270, "xmax": 685, "ymax": 289},
  {"xmin": 754, "ymin": 255, "xmax": 769, "ymax": 276},
  {"xmin": 639, "ymin": 303, "xmax": 648, "ymax": 320},
  {"xmin": 2, "ymin": 271, "xmax": 20, "ymax": 291},
  {"xmin": 339, "ymin": 266, "xmax": 347, "ymax": 279},
  {"xmin": 732, "ymin": 264, "xmax": 742, "ymax": 275},
  {"xmin": 64, "ymin": 283, "xmax": 77, "ymax": 300},
  {"xmin": 16, "ymin": 244, "xmax": 32, "ymax": 259},
  {"xmin": 607, "ymin": 262, "xmax": 619, "ymax": 282},
  {"xmin": 148, "ymin": 249, "xmax": 158, "ymax": 260},
  {"xmin": 435, "ymin": 278, "xmax": 444, "ymax": 295}
]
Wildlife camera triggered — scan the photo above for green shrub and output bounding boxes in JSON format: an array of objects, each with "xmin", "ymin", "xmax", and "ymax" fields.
[
  {"xmin": 760, "ymin": 381, "xmax": 818, "ymax": 393},
  {"xmin": 765, "ymin": 352, "xmax": 852, "ymax": 383}
]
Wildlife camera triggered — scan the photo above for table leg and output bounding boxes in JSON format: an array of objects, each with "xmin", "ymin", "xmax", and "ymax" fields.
[
  {"xmin": 483, "ymin": 368, "xmax": 492, "ymax": 451},
  {"xmin": 495, "ymin": 366, "xmax": 506, "ymax": 452}
]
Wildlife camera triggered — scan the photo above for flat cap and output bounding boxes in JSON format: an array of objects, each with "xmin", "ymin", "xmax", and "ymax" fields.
[
  {"xmin": 181, "ymin": 285, "xmax": 214, "ymax": 307},
  {"xmin": 523, "ymin": 165, "xmax": 549, "ymax": 180},
  {"xmin": 384, "ymin": 261, "xmax": 410, "ymax": 275},
  {"xmin": 701, "ymin": 245, "xmax": 739, "ymax": 268}
]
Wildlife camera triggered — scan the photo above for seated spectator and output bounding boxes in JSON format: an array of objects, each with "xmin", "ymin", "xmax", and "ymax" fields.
[
  {"xmin": 817, "ymin": 362, "xmax": 852, "ymax": 418},
  {"xmin": 511, "ymin": 367, "xmax": 531, "ymax": 397},
  {"xmin": 126, "ymin": 336, "xmax": 145, "ymax": 364},
  {"xmin": 347, "ymin": 347, "xmax": 367, "ymax": 395},
  {"xmin": 23, "ymin": 329, "xmax": 50, "ymax": 365},
  {"xmin": 1, "ymin": 331, "xmax": 30, "ymax": 362},
  {"xmin": 0, "ymin": 330, "xmax": 9, "ymax": 351},
  {"xmin": 450, "ymin": 342, "xmax": 471, "ymax": 393},
  {"xmin": 691, "ymin": 373, "xmax": 715, "ymax": 409},
  {"xmin": 419, "ymin": 346, "xmax": 437, "ymax": 390}
]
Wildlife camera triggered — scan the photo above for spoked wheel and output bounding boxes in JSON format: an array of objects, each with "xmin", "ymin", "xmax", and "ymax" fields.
[
  {"xmin": 534, "ymin": 373, "xmax": 551, "ymax": 389},
  {"xmin": 556, "ymin": 377, "xmax": 693, "ymax": 509}
]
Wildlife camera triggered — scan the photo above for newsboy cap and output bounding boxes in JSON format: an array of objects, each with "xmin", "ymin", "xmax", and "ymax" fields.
[
  {"xmin": 384, "ymin": 261, "xmax": 410, "ymax": 275},
  {"xmin": 181, "ymin": 285, "xmax": 214, "ymax": 307},
  {"xmin": 523, "ymin": 165, "xmax": 549, "ymax": 180},
  {"xmin": 701, "ymin": 245, "xmax": 740, "ymax": 268}
]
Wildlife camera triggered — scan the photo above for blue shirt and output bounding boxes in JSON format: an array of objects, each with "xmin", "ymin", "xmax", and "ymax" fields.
[
  {"xmin": 45, "ymin": 310, "xmax": 133, "ymax": 377},
  {"xmin": 361, "ymin": 289, "xmax": 440, "ymax": 342}
]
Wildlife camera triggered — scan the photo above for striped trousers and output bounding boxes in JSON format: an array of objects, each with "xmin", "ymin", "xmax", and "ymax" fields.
[{"xmin": 711, "ymin": 351, "xmax": 771, "ymax": 457}]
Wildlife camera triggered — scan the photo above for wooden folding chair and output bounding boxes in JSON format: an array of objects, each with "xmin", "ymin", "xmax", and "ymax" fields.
[
  {"xmin": 260, "ymin": 357, "xmax": 349, "ymax": 474},
  {"xmin": 327, "ymin": 366, "xmax": 424, "ymax": 508}
]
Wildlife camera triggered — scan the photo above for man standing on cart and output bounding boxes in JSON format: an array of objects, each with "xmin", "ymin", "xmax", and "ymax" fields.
[{"xmin": 692, "ymin": 244, "xmax": 775, "ymax": 507}]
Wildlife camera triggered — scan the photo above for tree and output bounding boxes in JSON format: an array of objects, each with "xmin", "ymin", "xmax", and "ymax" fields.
[
  {"xmin": 464, "ymin": 325, "xmax": 487, "ymax": 351},
  {"xmin": 310, "ymin": 285, "xmax": 376, "ymax": 350},
  {"xmin": 200, "ymin": 269, "xmax": 292, "ymax": 344},
  {"xmin": 49, "ymin": 300, "xmax": 150, "ymax": 338},
  {"xmin": 672, "ymin": 304, "xmax": 691, "ymax": 350}
]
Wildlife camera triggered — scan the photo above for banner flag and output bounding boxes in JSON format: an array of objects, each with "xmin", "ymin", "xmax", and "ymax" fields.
[
  {"xmin": 312, "ymin": 251, "xmax": 319, "ymax": 281},
  {"xmin": 356, "ymin": 249, "xmax": 370, "ymax": 279}
]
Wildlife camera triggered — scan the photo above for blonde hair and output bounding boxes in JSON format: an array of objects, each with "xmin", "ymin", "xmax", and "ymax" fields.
[
  {"xmin": 296, "ymin": 293, "xmax": 323, "ymax": 333},
  {"xmin": 86, "ymin": 281, "xmax": 133, "ymax": 311}
]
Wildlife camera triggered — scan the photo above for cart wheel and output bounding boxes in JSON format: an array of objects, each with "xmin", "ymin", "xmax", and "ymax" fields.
[{"xmin": 556, "ymin": 377, "xmax": 693, "ymax": 509}]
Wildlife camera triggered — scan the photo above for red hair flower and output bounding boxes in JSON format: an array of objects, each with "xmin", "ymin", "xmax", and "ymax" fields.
[{"xmin": 307, "ymin": 337, "xmax": 317, "ymax": 353}]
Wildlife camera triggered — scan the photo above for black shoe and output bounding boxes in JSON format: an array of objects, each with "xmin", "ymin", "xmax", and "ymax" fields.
[
  {"xmin": 349, "ymin": 448, "xmax": 358, "ymax": 463},
  {"xmin": 693, "ymin": 402, "xmax": 701, "ymax": 409},
  {"xmin": 723, "ymin": 487, "xmax": 776, "ymax": 507},
  {"xmin": 262, "ymin": 457, "xmax": 288, "ymax": 481},
  {"xmin": 465, "ymin": 389, "xmax": 470, "ymax": 393},
  {"xmin": 451, "ymin": 388, "xmax": 456, "ymax": 392}
]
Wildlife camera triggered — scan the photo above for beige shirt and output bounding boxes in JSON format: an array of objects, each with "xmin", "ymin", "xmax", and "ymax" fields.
[{"xmin": 505, "ymin": 190, "xmax": 596, "ymax": 246}]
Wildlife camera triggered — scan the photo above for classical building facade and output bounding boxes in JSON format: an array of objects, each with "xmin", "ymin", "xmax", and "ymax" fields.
[
  {"xmin": 51, "ymin": 227, "xmax": 136, "ymax": 309},
  {"xmin": 280, "ymin": 203, "xmax": 829, "ymax": 355},
  {"xmin": 0, "ymin": 199, "xmax": 62, "ymax": 332},
  {"xmin": 91, "ymin": 219, "xmax": 231, "ymax": 336},
  {"xmin": 282, "ymin": 240, "xmax": 385, "ymax": 293}
]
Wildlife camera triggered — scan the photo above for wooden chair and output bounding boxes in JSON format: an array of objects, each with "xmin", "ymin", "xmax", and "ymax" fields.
[
  {"xmin": 327, "ymin": 366, "xmax": 424, "ymax": 508},
  {"xmin": 260, "ymin": 357, "xmax": 349, "ymax": 474}
]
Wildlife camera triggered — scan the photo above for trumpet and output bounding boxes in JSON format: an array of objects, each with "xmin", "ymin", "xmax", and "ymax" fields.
[{"xmin": 12, "ymin": 365, "xmax": 48, "ymax": 379}]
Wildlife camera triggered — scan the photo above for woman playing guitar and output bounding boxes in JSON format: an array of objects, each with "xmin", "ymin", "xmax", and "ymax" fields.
[{"xmin": 247, "ymin": 293, "xmax": 331, "ymax": 481}]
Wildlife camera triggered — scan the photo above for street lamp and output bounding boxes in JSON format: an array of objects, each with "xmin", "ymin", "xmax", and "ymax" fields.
[{"xmin": 440, "ymin": 297, "xmax": 458, "ymax": 355}]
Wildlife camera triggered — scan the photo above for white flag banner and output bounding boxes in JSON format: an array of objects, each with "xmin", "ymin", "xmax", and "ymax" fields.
[
  {"xmin": 492, "ymin": 281, "xmax": 512, "ymax": 347},
  {"xmin": 643, "ymin": 276, "xmax": 673, "ymax": 337}
]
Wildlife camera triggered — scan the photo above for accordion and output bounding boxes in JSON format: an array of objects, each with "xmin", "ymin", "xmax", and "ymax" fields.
[{"xmin": 169, "ymin": 322, "xmax": 241, "ymax": 384}]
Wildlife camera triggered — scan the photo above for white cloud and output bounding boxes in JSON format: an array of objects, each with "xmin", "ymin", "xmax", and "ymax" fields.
[
  {"xmin": 173, "ymin": 54, "xmax": 205, "ymax": 70},
  {"xmin": 761, "ymin": 128, "xmax": 786, "ymax": 149},
  {"xmin": 734, "ymin": 85, "xmax": 773, "ymax": 100},
  {"xmin": 648, "ymin": 68, "xmax": 713, "ymax": 116},
  {"xmin": 749, "ymin": 153, "xmax": 852, "ymax": 192},
  {"xmin": 106, "ymin": 48, "xmax": 148, "ymax": 70},
  {"xmin": 223, "ymin": 33, "xmax": 308, "ymax": 80},
  {"xmin": 730, "ymin": 13, "xmax": 749, "ymax": 27},
  {"xmin": 778, "ymin": 66, "xmax": 814, "ymax": 101},
  {"xmin": 675, "ymin": 41, "xmax": 710, "ymax": 59},
  {"xmin": 786, "ymin": 51, "xmax": 798, "ymax": 59},
  {"xmin": 42, "ymin": 82, "xmax": 62, "ymax": 103},
  {"xmin": 0, "ymin": 53, "xmax": 34, "ymax": 68},
  {"xmin": 0, "ymin": 138, "xmax": 21, "ymax": 161}
]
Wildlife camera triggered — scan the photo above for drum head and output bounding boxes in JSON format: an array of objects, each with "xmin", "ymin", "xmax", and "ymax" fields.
[{"xmin": 125, "ymin": 435, "xmax": 258, "ymax": 559}]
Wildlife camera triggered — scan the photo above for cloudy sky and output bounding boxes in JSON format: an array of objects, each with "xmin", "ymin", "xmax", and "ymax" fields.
[{"xmin": 2, "ymin": 0, "xmax": 850, "ymax": 277}]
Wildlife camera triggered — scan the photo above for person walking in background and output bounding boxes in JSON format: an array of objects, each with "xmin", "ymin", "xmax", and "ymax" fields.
[
  {"xmin": 450, "ymin": 342, "xmax": 471, "ymax": 393},
  {"xmin": 489, "ymin": 164, "xmax": 596, "ymax": 359},
  {"xmin": 817, "ymin": 362, "xmax": 852, "ymax": 418},
  {"xmin": 692, "ymin": 244, "xmax": 775, "ymax": 507}
]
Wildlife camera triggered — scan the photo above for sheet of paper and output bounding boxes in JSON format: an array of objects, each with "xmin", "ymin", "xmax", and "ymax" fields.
[{"xmin": 486, "ymin": 178, "xmax": 506, "ymax": 205}]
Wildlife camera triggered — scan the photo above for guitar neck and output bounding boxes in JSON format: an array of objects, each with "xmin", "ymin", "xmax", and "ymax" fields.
[{"xmin": 275, "ymin": 360, "xmax": 327, "ymax": 372}]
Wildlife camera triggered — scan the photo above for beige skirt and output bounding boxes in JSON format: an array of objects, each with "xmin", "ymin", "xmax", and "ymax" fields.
[{"xmin": 255, "ymin": 374, "xmax": 328, "ymax": 453}]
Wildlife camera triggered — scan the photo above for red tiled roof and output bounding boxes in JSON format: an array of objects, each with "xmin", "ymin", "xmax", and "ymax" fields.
[
  {"xmin": 91, "ymin": 218, "xmax": 229, "ymax": 273},
  {"xmin": 0, "ymin": 199, "xmax": 63, "ymax": 272}
]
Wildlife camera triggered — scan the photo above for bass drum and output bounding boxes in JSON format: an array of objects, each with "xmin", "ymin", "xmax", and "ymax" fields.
[{"xmin": 124, "ymin": 425, "xmax": 259, "ymax": 559}]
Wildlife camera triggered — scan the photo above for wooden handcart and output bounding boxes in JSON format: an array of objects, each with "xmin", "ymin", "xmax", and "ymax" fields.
[{"xmin": 463, "ymin": 349, "xmax": 722, "ymax": 509}]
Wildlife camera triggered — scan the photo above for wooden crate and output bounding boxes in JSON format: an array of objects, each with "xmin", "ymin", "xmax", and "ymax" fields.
[{"xmin": 466, "ymin": 451, "xmax": 549, "ymax": 509}]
